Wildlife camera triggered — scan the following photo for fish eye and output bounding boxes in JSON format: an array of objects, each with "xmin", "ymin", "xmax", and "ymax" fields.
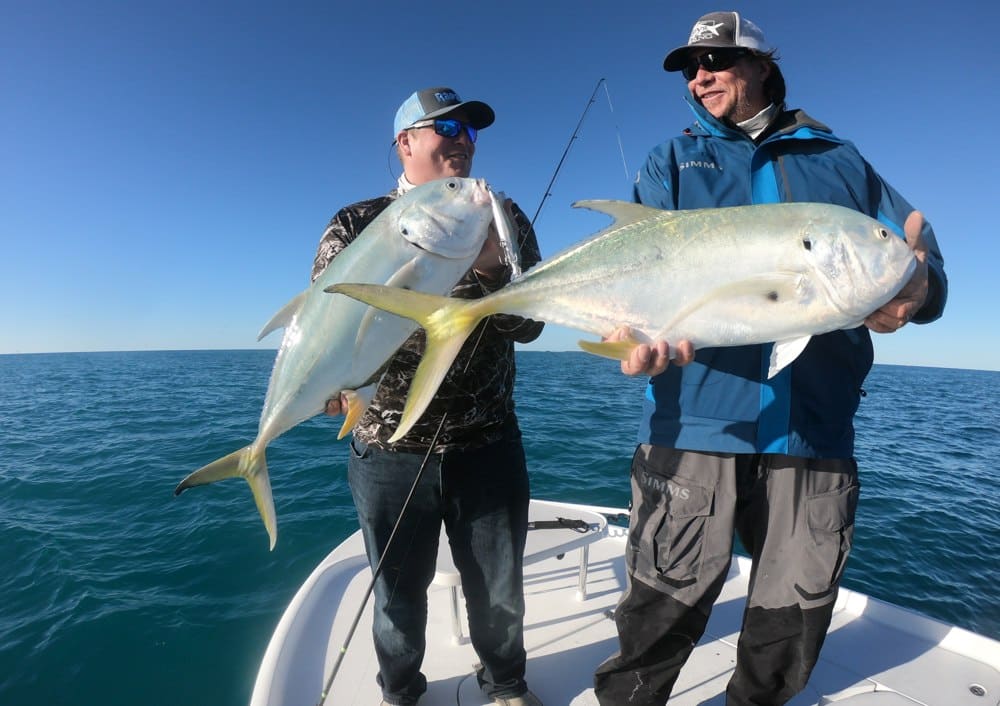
[
  {"xmin": 400, "ymin": 226, "xmax": 409, "ymax": 236},
  {"xmin": 802, "ymin": 238, "xmax": 812, "ymax": 251},
  {"xmin": 445, "ymin": 180, "xmax": 458, "ymax": 190},
  {"xmin": 877, "ymin": 228, "xmax": 889, "ymax": 239}
]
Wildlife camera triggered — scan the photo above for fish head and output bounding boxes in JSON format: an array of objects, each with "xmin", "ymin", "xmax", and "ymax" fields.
[
  {"xmin": 801, "ymin": 205, "xmax": 917, "ymax": 321},
  {"xmin": 394, "ymin": 177, "xmax": 494, "ymax": 260}
]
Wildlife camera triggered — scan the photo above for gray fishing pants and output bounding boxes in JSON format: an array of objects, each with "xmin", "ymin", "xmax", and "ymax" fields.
[{"xmin": 594, "ymin": 445, "xmax": 859, "ymax": 706}]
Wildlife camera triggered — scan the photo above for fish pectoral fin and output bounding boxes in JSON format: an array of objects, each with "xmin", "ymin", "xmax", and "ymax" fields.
[
  {"xmin": 174, "ymin": 445, "xmax": 278, "ymax": 550},
  {"xmin": 353, "ymin": 259, "xmax": 423, "ymax": 344},
  {"xmin": 768, "ymin": 336, "xmax": 812, "ymax": 378},
  {"xmin": 662, "ymin": 273, "xmax": 803, "ymax": 331},
  {"xmin": 258, "ymin": 291, "xmax": 309, "ymax": 341},
  {"xmin": 577, "ymin": 334, "xmax": 642, "ymax": 361},
  {"xmin": 337, "ymin": 383, "xmax": 378, "ymax": 440}
]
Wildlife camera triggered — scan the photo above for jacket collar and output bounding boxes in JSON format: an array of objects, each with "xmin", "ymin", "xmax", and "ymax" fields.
[{"xmin": 682, "ymin": 95, "xmax": 837, "ymax": 144}]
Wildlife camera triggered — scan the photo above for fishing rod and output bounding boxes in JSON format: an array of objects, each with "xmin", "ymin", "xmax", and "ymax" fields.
[{"xmin": 530, "ymin": 77, "xmax": 630, "ymax": 229}]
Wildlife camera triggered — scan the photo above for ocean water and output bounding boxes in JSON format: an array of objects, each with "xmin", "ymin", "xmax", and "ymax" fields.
[{"xmin": 1, "ymin": 350, "xmax": 998, "ymax": 706}]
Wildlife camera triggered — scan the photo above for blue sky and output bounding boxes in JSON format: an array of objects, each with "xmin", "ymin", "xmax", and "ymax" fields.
[{"xmin": 3, "ymin": 0, "xmax": 998, "ymax": 371}]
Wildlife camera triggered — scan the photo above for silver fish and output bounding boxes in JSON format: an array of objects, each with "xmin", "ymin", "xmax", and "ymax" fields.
[
  {"xmin": 330, "ymin": 200, "xmax": 916, "ymax": 442},
  {"xmin": 175, "ymin": 177, "xmax": 495, "ymax": 549}
]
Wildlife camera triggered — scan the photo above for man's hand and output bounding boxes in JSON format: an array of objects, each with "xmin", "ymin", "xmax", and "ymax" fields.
[
  {"xmin": 606, "ymin": 326, "xmax": 695, "ymax": 376},
  {"xmin": 865, "ymin": 210, "xmax": 930, "ymax": 333},
  {"xmin": 324, "ymin": 392, "xmax": 349, "ymax": 416}
]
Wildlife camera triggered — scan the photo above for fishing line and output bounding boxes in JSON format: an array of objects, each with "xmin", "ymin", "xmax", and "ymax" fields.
[
  {"xmin": 529, "ymin": 78, "xmax": 631, "ymax": 229},
  {"xmin": 318, "ymin": 320, "xmax": 492, "ymax": 705},
  {"xmin": 603, "ymin": 81, "xmax": 631, "ymax": 181}
]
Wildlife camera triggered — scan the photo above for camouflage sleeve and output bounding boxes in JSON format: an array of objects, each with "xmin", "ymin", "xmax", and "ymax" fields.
[
  {"xmin": 310, "ymin": 195, "xmax": 396, "ymax": 282},
  {"xmin": 310, "ymin": 211, "xmax": 353, "ymax": 282},
  {"xmin": 484, "ymin": 201, "xmax": 545, "ymax": 343}
]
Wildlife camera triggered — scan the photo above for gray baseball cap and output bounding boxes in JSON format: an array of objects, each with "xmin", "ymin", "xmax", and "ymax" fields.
[
  {"xmin": 393, "ymin": 87, "xmax": 495, "ymax": 137},
  {"xmin": 663, "ymin": 11, "xmax": 774, "ymax": 71}
]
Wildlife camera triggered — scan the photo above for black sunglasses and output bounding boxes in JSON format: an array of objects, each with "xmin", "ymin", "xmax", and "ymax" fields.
[
  {"xmin": 407, "ymin": 118, "xmax": 477, "ymax": 144},
  {"xmin": 682, "ymin": 50, "xmax": 750, "ymax": 80}
]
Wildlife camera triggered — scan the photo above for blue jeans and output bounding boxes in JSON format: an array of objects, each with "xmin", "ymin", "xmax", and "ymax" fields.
[{"xmin": 348, "ymin": 424, "xmax": 530, "ymax": 705}]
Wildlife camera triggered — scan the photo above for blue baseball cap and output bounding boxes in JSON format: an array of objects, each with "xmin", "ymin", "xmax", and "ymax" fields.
[{"xmin": 393, "ymin": 87, "xmax": 495, "ymax": 138}]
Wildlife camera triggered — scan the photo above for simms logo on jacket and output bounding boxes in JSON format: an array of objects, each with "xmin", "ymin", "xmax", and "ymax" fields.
[{"xmin": 679, "ymin": 160, "xmax": 722, "ymax": 172}]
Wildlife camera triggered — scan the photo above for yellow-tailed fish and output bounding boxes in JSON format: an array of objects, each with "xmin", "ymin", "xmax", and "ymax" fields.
[
  {"xmin": 330, "ymin": 201, "xmax": 916, "ymax": 442},
  {"xmin": 175, "ymin": 177, "xmax": 495, "ymax": 549}
]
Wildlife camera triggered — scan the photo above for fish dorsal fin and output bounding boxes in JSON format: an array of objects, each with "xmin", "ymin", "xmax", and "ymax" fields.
[
  {"xmin": 768, "ymin": 336, "xmax": 812, "ymax": 378},
  {"xmin": 258, "ymin": 290, "xmax": 308, "ymax": 341},
  {"xmin": 571, "ymin": 200, "xmax": 672, "ymax": 227}
]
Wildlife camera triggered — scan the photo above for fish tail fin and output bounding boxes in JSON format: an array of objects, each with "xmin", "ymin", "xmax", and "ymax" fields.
[
  {"xmin": 174, "ymin": 445, "xmax": 278, "ymax": 551},
  {"xmin": 328, "ymin": 283, "xmax": 490, "ymax": 442},
  {"xmin": 390, "ymin": 318, "xmax": 480, "ymax": 442}
]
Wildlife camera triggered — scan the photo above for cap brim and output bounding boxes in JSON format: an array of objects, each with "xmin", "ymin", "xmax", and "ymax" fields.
[{"xmin": 420, "ymin": 100, "xmax": 495, "ymax": 129}]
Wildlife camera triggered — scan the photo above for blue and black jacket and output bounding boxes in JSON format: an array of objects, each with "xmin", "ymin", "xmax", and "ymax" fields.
[{"xmin": 634, "ymin": 97, "xmax": 947, "ymax": 459}]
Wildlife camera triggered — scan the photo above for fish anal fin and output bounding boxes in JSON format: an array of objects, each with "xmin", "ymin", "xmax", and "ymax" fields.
[
  {"xmin": 768, "ymin": 336, "xmax": 812, "ymax": 378},
  {"xmin": 258, "ymin": 291, "xmax": 308, "ymax": 341},
  {"xmin": 577, "ymin": 333, "xmax": 642, "ymax": 361},
  {"xmin": 337, "ymin": 383, "xmax": 378, "ymax": 440}
]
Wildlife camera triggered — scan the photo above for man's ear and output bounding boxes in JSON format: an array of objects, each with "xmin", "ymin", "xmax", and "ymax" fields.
[
  {"xmin": 758, "ymin": 59, "xmax": 773, "ymax": 84},
  {"xmin": 396, "ymin": 130, "xmax": 412, "ymax": 156}
]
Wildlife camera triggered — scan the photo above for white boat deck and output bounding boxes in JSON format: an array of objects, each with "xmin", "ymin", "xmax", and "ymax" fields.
[{"xmin": 251, "ymin": 500, "xmax": 1000, "ymax": 706}]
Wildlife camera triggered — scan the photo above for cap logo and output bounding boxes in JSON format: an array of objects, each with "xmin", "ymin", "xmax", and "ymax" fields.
[
  {"xmin": 689, "ymin": 20, "xmax": 725, "ymax": 43},
  {"xmin": 433, "ymin": 90, "xmax": 459, "ymax": 104}
]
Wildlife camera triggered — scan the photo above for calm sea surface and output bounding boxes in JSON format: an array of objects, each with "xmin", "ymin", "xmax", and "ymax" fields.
[{"xmin": 1, "ymin": 350, "xmax": 998, "ymax": 706}]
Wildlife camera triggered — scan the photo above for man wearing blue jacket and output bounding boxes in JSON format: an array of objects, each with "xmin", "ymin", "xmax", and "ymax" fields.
[{"xmin": 593, "ymin": 11, "xmax": 947, "ymax": 706}]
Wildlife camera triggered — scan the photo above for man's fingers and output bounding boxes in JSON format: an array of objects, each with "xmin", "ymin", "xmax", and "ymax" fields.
[{"xmin": 904, "ymin": 210, "xmax": 928, "ymax": 262}]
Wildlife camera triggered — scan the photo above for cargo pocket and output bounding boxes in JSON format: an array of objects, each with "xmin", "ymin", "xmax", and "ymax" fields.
[
  {"xmin": 799, "ymin": 483, "xmax": 859, "ymax": 601},
  {"xmin": 650, "ymin": 481, "xmax": 715, "ymax": 589}
]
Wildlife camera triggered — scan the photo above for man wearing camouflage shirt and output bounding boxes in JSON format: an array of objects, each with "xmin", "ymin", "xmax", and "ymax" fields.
[{"xmin": 314, "ymin": 87, "xmax": 544, "ymax": 706}]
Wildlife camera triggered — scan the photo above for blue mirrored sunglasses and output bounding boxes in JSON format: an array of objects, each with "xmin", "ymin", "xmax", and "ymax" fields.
[{"xmin": 408, "ymin": 118, "xmax": 477, "ymax": 143}]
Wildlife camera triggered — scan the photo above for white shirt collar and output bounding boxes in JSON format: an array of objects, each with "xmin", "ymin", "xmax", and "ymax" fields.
[{"xmin": 738, "ymin": 103, "xmax": 780, "ymax": 140}]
